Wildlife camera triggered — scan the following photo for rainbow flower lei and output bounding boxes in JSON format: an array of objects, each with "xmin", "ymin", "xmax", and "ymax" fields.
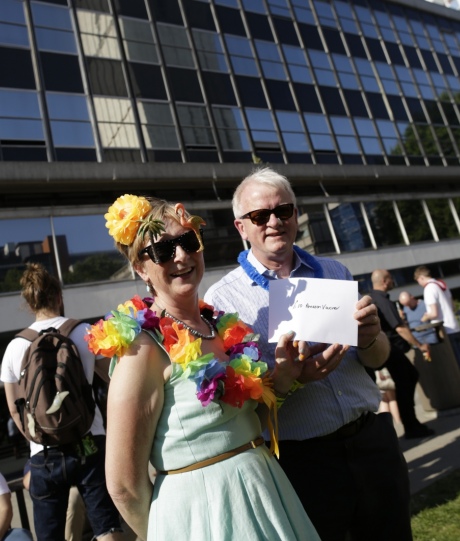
[{"xmin": 85, "ymin": 295, "xmax": 274, "ymax": 410}]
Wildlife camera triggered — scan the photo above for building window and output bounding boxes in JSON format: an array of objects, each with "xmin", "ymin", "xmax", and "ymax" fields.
[
  {"xmin": 119, "ymin": 17, "xmax": 158, "ymax": 64},
  {"xmin": 177, "ymin": 104, "xmax": 215, "ymax": 147},
  {"xmin": 93, "ymin": 97, "xmax": 139, "ymax": 148},
  {"xmin": 46, "ymin": 92, "xmax": 95, "ymax": 147},
  {"xmin": 276, "ymin": 111, "xmax": 309, "ymax": 152},
  {"xmin": 283, "ymin": 45, "xmax": 312, "ymax": 84},
  {"xmin": 0, "ymin": 0, "xmax": 29, "ymax": 48},
  {"xmin": 255, "ymin": 40, "xmax": 286, "ymax": 80},
  {"xmin": 157, "ymin": 24, "xmax": 195, "ymax": 68},
  {"xmin": 304, "ymin": 113, "xmax": 335, "ymax": 151},
  {"xmin": 225, "ymin": 35, "xmax": 258, "ymax": 76},
  {"xmin": 138, "ymin": 101, "xmax": 179, "ymax": 149},
  {"xmin": 0, "ymin": 89, "xmax": 44, "ymax": 141},
  {"xmin": 192, "ymin": 29, "xmax": 228, "ymax": 72},
  {"xmin": 245, "ymin": 108, "xmax": 278, "ymax": 146},
  {"xmin": 77, "ymin": 10, "xmax": 121, "ymax": 60},
  {"xmin": 31, "ymin": 2, "xmax": 77, "ymax": 54},
  {"xmin": 212, "ymin": 106, "xmax": 250, "ymax": 151}
]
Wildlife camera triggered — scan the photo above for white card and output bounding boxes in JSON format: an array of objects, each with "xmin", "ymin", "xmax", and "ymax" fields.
[{"xmin": 268, "ymin": 277, "xmax": 358, "ymax": 346}]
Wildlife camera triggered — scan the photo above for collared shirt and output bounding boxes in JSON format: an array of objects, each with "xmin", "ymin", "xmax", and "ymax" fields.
[
  {"xmin": 403, "ymin": 300, "xmax": 438, "ymax": 345},
  {"xmin": 204, "ymin": 249, "xmax": 380, "ymax": 440}
]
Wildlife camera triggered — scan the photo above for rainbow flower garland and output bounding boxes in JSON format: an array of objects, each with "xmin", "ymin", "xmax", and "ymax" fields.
[{"xmin": 85, "ymin": 296, "xmax": 274, "ymax": 410}]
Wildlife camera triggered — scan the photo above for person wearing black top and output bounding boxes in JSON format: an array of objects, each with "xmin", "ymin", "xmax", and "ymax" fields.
[{"xmin": 370, "ymin": 269, "xmax": 435, "ymax": 439}]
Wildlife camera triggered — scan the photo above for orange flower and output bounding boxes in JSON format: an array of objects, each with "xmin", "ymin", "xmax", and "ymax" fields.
[{"xmin": 222, "ymin": 321, "xmax": 252, "ymax": 350}]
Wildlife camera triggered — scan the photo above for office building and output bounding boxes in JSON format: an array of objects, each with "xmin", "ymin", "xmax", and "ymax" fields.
[{"xmin": 1, "ymin": 0, "xmax": 460, "ymax": 350}]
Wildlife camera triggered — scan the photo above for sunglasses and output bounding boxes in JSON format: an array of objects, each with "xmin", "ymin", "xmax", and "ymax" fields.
[
  {"xmin": 139, "ymin": 229, "xmax": 203, "ymax": 264},
  {"xmin": 239, "ymin": 203, "xmax": 295, "ymax": 226}
]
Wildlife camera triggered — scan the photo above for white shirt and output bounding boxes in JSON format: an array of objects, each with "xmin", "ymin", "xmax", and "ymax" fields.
[
  {"xmin": 205, "ymin": 248, "xmax": 381, "ymax": 440},
  {"xmin": 423, "ymin": 280, "xmax": 460, "ymax": 334},
  {"xmin": 1, "ymin": 317, "xmax": 105, "ymax": 456}
]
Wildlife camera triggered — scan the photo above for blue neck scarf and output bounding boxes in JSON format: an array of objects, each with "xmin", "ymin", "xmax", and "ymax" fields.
[{"xmin": 237, "ymin": 246, "xmax": 323, "ymax": 291}]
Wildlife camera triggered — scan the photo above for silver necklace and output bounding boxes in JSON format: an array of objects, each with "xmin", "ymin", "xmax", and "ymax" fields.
[{"xmin": 164, "ymin": 311, "xmax": 216, "ymax": 340}]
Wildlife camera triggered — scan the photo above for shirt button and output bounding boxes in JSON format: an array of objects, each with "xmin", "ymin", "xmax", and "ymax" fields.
[{"xmin": 338, "ymin": 391, "xmax": 343, "ymax": 396}]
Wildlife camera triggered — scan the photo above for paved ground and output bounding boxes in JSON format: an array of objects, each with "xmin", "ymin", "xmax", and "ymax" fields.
[{"xmin": 3, "ymin": 394, "xmax": 460, "ymax": 537}]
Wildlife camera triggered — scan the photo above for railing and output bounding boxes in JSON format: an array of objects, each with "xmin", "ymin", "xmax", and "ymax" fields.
[{"xmin": 7, "ymin": 477, "xmax": 30, "ymax": 530}]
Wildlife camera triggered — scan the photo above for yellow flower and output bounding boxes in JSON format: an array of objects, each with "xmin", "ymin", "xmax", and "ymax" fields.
[{"xmin": 105, "ymin": 194, "xmax": 152, "ymax": 245}]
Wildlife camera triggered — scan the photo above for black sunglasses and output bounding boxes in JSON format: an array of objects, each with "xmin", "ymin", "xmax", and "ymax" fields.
[
  {"xmin": 138, "ymin": 229, "xmax": 203, "ymax": 264},
  {"xmin": 239, "ymin": 203, "xmax": 295, "ymax": 226}
]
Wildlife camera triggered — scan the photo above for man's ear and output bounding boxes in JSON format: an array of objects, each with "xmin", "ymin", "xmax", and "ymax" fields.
[{"xmin": 234, "ymin": 219, "xmax": 249, "ymax": 241}]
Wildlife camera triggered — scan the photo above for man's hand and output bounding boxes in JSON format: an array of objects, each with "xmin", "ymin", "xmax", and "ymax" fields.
[
  {"xmin": 355, "ymin": 295, "xmax": 380, "ymax": 349},
  {"xmin": 296, "ymin": 342, "xmax": 349, "ymax": 384}
]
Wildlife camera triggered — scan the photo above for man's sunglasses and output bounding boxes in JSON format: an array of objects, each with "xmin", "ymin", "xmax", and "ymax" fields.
[
  {"xmin": 138, "ymin": 229, "xmax": 203, "ymax": 264},
  {"xmin": 239, "ymin": 203, "xmax": 295, "ymax": 226}
]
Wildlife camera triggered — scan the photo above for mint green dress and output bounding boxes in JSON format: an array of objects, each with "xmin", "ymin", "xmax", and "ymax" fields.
[{"xmin": 147, "ymin": 340, "xmax": 321, "ymax": 541}]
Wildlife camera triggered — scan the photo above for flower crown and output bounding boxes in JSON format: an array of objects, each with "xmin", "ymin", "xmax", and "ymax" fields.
[{"xmin": 105, "ymin": 194, "xmax": 206, "ymax": 250}]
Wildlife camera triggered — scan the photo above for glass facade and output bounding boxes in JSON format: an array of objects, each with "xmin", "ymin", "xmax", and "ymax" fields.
[
  {"xmin": 1, "ymin": 0, "xmax": 460, "ymax": 165},
  {"xmin": 0, "ymin": 0, "xmax": 460, "ymax": 293}
]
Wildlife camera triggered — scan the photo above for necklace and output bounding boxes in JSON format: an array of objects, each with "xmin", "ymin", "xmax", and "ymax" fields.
[
  {"xmin": 238, "ymin": 245, "xmax": 324, "ymax": 291},
  {"xmin": 164, "ymin": 311, "xmax": 216, "ymax": 340}
]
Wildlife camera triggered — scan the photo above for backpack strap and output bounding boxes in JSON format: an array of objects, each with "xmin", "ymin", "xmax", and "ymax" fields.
[
  {"xmin": 57, "ymin": 318, "xmax": 82, "ymax": 338},
  {"xmin": 15, "ymin": 319, "xmax": 82, "ymax": 342},
  {"xmin": 15, "ymin": 328, "xmax": 39, "ymax": 343}
]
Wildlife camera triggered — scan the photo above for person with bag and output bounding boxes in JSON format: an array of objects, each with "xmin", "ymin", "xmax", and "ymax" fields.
[{"xmin": 1, "ymin": 263, "xmax": 123, "ymax": 541}]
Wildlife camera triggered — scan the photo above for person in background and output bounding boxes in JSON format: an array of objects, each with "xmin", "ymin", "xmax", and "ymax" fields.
[
  {"xmin": 1, "ymin": 263, "xmax": 123, "ymax": 541},
  {"xmin": 370, "ymin": 269, "xmax": 434, "ymax": 440},
  {"xmin": 204, "ymin": 167, "xmax": 414, "ymax": 541},
  {"xmin": 414, "ymin": 265, "xmax": 460, "ymax": 364},
  {"xmin": 398, "ymin": 291, "xmax": 438, "ymax": 356},
  {"xmin": 0, "ymin": 472, "xmax": 33, "ymax": 541},
  {"xmin": 95, "ymin": 194, "xmax": 324, "ymax": 540}
]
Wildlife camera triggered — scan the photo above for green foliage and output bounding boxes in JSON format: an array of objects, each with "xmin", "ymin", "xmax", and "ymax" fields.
[
  {"xmin": 0, "ymin": 268, "xmax": 24, "ymax": 292},
  {"xmin": 63, "ymin": 254, "xmax": 125, "ymax": 284},
  {"xmin": 411, "ymin": 470, "xmax": 460, "ymax": 541}
]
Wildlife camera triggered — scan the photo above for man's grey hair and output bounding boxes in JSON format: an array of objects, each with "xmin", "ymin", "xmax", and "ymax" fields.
[{"xmin": 232, "ymin": 167, "xmax": 297, "ymax": 218}]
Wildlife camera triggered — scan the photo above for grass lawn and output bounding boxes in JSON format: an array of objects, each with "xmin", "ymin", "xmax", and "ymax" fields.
[{"xmin": 411, "ymin": 469, "xmax": 460, "ymax": 541}]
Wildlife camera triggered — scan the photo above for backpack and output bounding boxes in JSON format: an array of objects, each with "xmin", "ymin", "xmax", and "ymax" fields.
[{"xmin": 13, "ymin": 319, "xmax": 96, "ymax": 446}]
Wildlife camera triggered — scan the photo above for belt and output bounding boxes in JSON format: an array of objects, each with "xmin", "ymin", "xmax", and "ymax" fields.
[
  {"xmin": 314, "ymin": 413, "xmax": 371, "ymax": 441},
  {"xmin": 159, "ymin": 436, "xmax": 265, "ymax": 475}
]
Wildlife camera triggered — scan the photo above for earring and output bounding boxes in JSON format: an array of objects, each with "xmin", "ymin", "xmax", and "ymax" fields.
[{"xmin": 146, "ymin": 279, "xmax": 154, "ymax": 294}]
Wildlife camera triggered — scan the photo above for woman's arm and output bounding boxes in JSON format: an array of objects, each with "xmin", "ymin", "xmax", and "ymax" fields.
[
  {"xmin": 105, "ymin": 332, "xmax": 169, "ymax": 540},
  {"xmin": 0, "ymin": 492, "xmax": 13, "ymax": 538}
]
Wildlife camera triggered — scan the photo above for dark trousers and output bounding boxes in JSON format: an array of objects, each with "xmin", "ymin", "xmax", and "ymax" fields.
[
  {"xmin": 384, "ymin": 346, "xmax": 420, "ymax": 431},
  {"xmin": 278, "ymin": 413, "xmax": 413, "ymax": 541}
]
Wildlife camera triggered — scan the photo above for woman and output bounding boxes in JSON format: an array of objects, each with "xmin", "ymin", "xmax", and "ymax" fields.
[
  {"xmin": 88, "ymin": 195, "xmax": 321, "ymax": 540},
  {"xmin": 1, "ymin": 263, "xmax": 123, "ymax": 541}
]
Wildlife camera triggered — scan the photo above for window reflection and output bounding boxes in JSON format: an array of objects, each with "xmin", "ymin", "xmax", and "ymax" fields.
[
  {"xmin": 0, "ymin": 217, "xmax": 53, "ymax": 293},
  {"xmin": 77, "ymin": 11, "xmax": 121, "ymax": 60},
  {"xmin": 177, "ymin": 104, "xmax": 214, "ymax": 147},
  {"xmin": 213, "ymin": 106, "xmax": 250, "ymax": 151},
  {"xmin": 425, "ymin": 198, "xmax": 460, "ymax": 240},
  {"xmin": 193, "ymin": 30, "xmax": 228, "ymax": 72},
  {"xmin": 397, "ymin": 200, "xmax": 433, "ymax": 243},
  {"xmin": 297, "ymin": 205, "xmax": 335, "ymax": 255},
  {"xmin": 0, "ymin": 23, "xmax": 29, "ymax": 47},
  {"xmin": 120, "ymin": 18, "xmax": 158, "ymax": 64},
  {"xmin": 138, "ymin": 101, "xmax": 179, "ymax": 149},
  {"xmin": 225, "ymin": 35, "xmax": 258, "ymax": 76},
  {"xmin": 364, "ymin": 201, "xmax": 404, "ymax": 247},
  {"xmin": 94, "ymin": 97, "xmax": 139, "ymax": 148},
  {"xmin": 328, "ymin": 203, "xmax": 372, "ymax": 251},
  {"xmin": 53, "ymin": 215, "xmax": 126, "ymax": 285},
  {"xmin": 157, "ymin": 24, "xmax": 194, "ymax": 68}
]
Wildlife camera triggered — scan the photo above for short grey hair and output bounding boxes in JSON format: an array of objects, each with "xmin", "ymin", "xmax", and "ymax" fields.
[{"xmin": 232, "ymin": 167, "xmax": 297, "ymax": 218}]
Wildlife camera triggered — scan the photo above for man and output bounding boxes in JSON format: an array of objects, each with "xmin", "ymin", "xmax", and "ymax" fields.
[
  {"xmin": 414, "ymin": 265, "xmax": 460, "ymax": 363},
  {"xmin": 370, "ymin": 270, "xmax": 434, "ymax": 439},
  {"xmin": 205, "ymin": 167, "xmax": 412, "ymax": 541},
  {"xmin": 398, "ymin": 291, "xmax": 438, "ymax": 349}
]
